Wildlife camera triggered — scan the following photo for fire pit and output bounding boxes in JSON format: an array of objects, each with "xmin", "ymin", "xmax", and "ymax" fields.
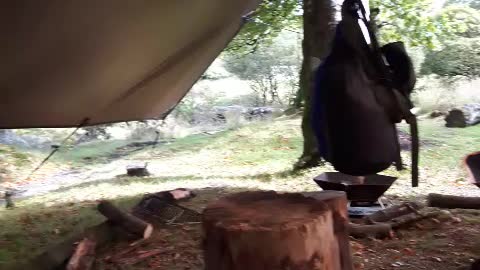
[{"xmin": 313, "ymin": 172, "xmax": 397, "ymax": 217}]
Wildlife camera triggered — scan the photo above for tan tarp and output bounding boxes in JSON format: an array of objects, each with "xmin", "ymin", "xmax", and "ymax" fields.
[{"xmin": 0, "ymin": 0, "xmax": 259, "ymax": 128}]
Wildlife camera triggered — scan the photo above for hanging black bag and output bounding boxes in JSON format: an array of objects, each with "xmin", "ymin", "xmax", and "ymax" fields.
[{"xmin": 312, "ymin": 0, "xmax": 419, "ymax": 186}]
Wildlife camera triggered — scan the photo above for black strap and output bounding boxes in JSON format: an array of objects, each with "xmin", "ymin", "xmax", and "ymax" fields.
[{"xmin": 353, "ymin": 0, "xmax": 419, "ymax": 187}]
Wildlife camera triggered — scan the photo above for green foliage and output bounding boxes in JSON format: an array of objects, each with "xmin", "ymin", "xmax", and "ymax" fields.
[
  {"xmin": 370, "ymin": 0, "xmax": 441, "ymax": 48},
  {"xmin": 421, "ymin": 37, "xmax": 480, "ymax": 77},
  {"xmin": 435, "ymin": 5, "xmax": 480, "ymax": 38},
  {"xmin": 370, "ymin": 0, "xmax": 480, "ymax": 48},
  {"xmin": 227, "ymin": 0, "xmax": 301, "ymax": 53},
  {"xmin": 224, "ymin": 32, "xmax": 301, "ymax": 106}
]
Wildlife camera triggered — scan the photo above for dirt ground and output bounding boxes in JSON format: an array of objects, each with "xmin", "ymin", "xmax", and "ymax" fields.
[{"xmin": 93, "ymin": 188, "xmax": 480, "ymax": 270}]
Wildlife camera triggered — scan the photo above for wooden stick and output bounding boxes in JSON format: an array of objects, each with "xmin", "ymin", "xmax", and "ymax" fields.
[
  {"xmin": 428, "ymin": 193, "xmax": 480, "ymax": 209},
  {"xmin": 66, "ymin": 238, "xmax": 96, "ymax": 270},
  {"xmin": 365, "ymin": 202, "xmax": 422, "ymax": 223},
  {"xmin": 98, "ymin": 201, "xmax": 153, "ymax": 239},
  {"xmin": 390, "ymin": 211, "xmax": 442, "ymax": 228}
]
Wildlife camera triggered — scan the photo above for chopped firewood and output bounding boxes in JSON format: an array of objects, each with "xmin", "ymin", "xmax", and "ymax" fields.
[
  {"xmin": 428, "ymin": 193, "xmax": 480, "ymax": 209},
  {"xmin": 98, "ymin": 200, "xmax": 153, "ymax": 239},
  {"xmin": 390, "ymin": 210, "xmax": 442, "ymax": 229},
  {"xmin": 66, "ymin": 238, "xmax": 96, "ymax": 270},
  {"xmin": 349, "ymin": 223, "xmax": 394, "ymax": 239},
  {"xmin": 365, "ymin": 202, "xmax": 422, "ymax": 223}
]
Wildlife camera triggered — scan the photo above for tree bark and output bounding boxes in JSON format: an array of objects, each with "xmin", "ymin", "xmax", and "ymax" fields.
[
  {"xmin": 202, "ymin": 191, "xmax": 353, "ymax": 270},
  {"xmin": 98, "ymin": 200, "xmax": 153, "ymax": 239},
  {"xmin": 428, "ymin": 193, "xmax": 480, "ymax": 209},
  {"xmin": 295, "ymin": 0, "xmax": 336, "ymax": 170}
]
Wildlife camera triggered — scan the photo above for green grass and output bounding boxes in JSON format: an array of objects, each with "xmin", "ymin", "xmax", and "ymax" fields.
[
  {"xmin": 1, "ymin": 117, "xmax": 480, "ymax": 267},
  {"xmin": 407, "ymin": 118, "xmax": 480, "ymax": 168},
  {"xmin": 53, "ymin": 140, "xmax": 131, "ymax": 164},
  {"xmin": 0, "ymin": 196, "xmax": 140, "ymax": 268}
]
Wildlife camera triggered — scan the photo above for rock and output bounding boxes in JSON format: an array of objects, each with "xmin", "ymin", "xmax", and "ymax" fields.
[{"xmin": 445, "ymin": 103, "xmax": 480, "ymax": 128}]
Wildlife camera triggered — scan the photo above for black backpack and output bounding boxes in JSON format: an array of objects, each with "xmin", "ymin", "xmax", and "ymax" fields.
[{"xmin": 311, "ymin": 0, "xmax": 419, "ymax": 186}]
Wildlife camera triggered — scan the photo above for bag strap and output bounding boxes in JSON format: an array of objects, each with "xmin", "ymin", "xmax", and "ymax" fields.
[{"xmin": 352, "ymin": 0, "xmax": 419, "ymax": 187}]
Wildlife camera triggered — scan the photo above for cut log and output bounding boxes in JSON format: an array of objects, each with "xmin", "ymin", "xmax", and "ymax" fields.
[
  {"xmin": 365, "ymin": 202, "xmax": 422, "ymax": 223},
  {"xmin": 203, "ymin": 191, "xmax": 353, "ymax": 270},
  {"xmin": 66, "ymin": 238, "xmax": 96, "ymax": 270},
  {"xmin": 348, "ymin": 223, "xmax": 393, "ymax": 239},
  {"xmin": 98, "ymin": 200, "xmax": 153, "ymax": 239},
  {"xmin": 428, "ymin": 193, "xmax": 480, "ymax": 209}
]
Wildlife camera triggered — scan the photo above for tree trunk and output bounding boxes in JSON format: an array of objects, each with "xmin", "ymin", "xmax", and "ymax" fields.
[
  {"xmin": 295, "ymin": 0, "xmax": 336, "ymax": 170},
  {"xmin": 202, "ymin": 191, "xmax": 353, "ymax": 270}
]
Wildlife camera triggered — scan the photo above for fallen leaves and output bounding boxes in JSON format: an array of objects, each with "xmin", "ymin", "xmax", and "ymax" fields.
[{"xmin": 402, "ymin": 247, "xmax": 416, "ymax": 256}]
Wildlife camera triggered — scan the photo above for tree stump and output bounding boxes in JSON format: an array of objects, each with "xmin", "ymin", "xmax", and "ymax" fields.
[{"xmin": 202, "ymin": 191, "xmax": 353, "ymax": 270}]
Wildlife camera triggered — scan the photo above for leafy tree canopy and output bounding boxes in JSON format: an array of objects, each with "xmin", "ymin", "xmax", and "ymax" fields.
[
  {"xmin": 434, "ymin": 5, "xmax": 480, "ymax": 38},
  {"xmin": 420, "ymin": 37, "xmax": 480, "ymax": 77},
  {"xmin": 369, "ymin": 0, "xmax": 480, "ymax": 48},
  {"xmin": 224, "ymin": 32, "xmax": 302, "ymax": 105},
  {"xmin": 226, "ymin": 0, "xmax": 301, "ymax": 53},
  {"xmin": 370, "ymin": 0, "xmax": 442, "ymax": 48}
]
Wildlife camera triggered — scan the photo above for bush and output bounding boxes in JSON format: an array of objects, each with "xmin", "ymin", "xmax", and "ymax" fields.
[{"xmin": 421, "ymin": 38, "xmax": 480, "ymax": 78}]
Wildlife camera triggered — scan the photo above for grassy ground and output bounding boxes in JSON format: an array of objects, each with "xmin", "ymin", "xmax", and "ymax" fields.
[{"xmin": 0, "ymin": 117, "xmax": 479, "ymax": 269}]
